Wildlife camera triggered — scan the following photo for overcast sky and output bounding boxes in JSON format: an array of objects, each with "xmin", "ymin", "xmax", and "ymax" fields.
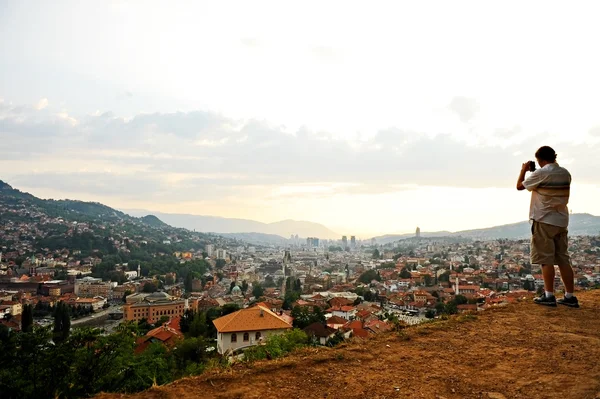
[{"xmin": 2, "ymin": 1, "xmax": 600, "ymax": 237}]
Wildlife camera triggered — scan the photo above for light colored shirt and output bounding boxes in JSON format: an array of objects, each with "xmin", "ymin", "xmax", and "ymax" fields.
[{"xmin": 522, "ymin": 163, "xmax": 571, "ymax": 227}]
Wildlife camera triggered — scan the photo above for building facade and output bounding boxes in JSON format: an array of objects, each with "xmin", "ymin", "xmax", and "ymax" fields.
[
  {"xmin": 213, "ymin": 305, "xmax": 292, "ymax": 355},
  {"xmin": 75, "ymin": 277, "xmax": 112, "ymax": 299},
  {"xmin": 123, "ymin": 292, "xmax": 185, "ymax": 323}
]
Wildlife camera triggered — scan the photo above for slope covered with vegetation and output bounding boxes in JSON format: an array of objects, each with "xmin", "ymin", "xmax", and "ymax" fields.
[{"xmin": 98, "ymin": 290, "xmax": 600, "ymax": 399}]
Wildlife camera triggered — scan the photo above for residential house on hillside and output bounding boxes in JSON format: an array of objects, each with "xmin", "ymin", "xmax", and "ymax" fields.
[
  {"xmin": 326, "ymin": 315, "xmax": 347, "ymax": 330},
  {"xmin": 327, "ymin": 305, "xmax": 357, "ymax": 320},
  {"xmin": 303, "ymin": 322, "xmax": 337, "ymax": 345},
  {"xmin": 212, "ymin": 305, "xmax": 292, "ymax": 355},
  {"xmin": 135, "ymin": 317, "xmax": 183, "ymax": 353}
]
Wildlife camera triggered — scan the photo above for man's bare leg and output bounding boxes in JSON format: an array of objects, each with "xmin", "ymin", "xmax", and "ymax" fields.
[
  {"xmin": 557, "ymin": 264, "xmax": 575, "ymax": 294},
  {"xmin": 541, "ymin": 264, "xmax": 555, "ymax": 294},
  {"xmin": 534, "ymin": 264, "xmax": 558, "ymax": 305}
]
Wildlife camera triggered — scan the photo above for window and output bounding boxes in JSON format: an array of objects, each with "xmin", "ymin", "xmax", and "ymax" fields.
[
  {"xmin": 243, "ymin": 332, "xmax": 249, "ymax": 342},
  {"xmin": 231, "ymin": 333, "xmax": 237, "ymax": 343},
  {"xmin": 255, "ymin": 332, "xmax": 261, "ymax": 341}
]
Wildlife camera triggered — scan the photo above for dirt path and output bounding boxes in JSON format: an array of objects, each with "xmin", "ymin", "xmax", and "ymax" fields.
[{"xmin": 99, "ymin": 290, "xmax": 600, "ymax": 399}]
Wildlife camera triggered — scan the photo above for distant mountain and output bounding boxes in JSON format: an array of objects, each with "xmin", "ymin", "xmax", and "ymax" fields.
[
  {"xmin": 140, "ymin": 215, "xmax": 168, "ymax": 227},
  {"xmin": 219, "ymin": 232, "xmax": 290, "ymax": 246},
  {"xmin": 1, "ymin": 180, "xmax": 127, "ymax": 222},
  {"xmin": 123, "ymin": 210, "xmax": 340, "ymax": 239},
  {"xmin": 0, "ymin": 179, "xmax": 221, "ymax": 247},
  {"xmin": 373, "ymin": 213, "xmax": 600, "ymax": 243}
]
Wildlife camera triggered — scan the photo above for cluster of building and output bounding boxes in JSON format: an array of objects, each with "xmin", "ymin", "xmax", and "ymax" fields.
[{"xmin": 2, "ymin": 185, "xmax": 600, "ymax": 358}]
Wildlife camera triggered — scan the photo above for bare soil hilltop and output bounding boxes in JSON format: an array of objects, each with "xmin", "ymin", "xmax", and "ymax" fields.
[{"xmin": 98, "ymin": 290, "xmax": 600, "ymax": 399}]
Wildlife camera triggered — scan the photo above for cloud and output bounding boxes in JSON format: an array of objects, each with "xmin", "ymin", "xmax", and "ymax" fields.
[
  {"xmin": 2, "ymin": 99, "xmax": 600, "ymax": 204},
  {"xmin": 448, "ymin": 96, "xmax": 479, "ymax": 123},
  {"xmin": 311, "ymin": 46, "xmax": 342, "ymax": 62},
  {"xmin": 35, "ymin": 98, "xmax": 49, "ymax": 110},
  {"xmin": 240, "ymin": 37, "xmax": 261, "ymax": 48},
  {"xmin": 590, "ymin": 126, "xmax": 600, "ymax": 137},
  {"xmin": 494, "ymin": 126, "xmax": 522, "ymax": 139}
]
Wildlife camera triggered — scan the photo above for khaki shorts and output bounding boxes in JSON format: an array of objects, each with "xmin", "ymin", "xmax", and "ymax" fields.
[{"xmin": 530, "ymin": 221, "xmax": 570, "ymax": 266}]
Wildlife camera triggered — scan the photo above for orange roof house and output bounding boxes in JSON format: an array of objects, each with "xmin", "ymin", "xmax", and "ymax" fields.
[
  {"xmin": 212, "ymin": 305, "xmax": 292, "ymax": 355},
  {"xmin": 135, "ymin": 317, "xmax": 183, "ymax": 354}
]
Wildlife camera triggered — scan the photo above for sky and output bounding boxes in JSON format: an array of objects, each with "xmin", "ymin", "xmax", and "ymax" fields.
[{"xmin": 1, "ymin": 0, "xmax": 600, "ymax": 237}]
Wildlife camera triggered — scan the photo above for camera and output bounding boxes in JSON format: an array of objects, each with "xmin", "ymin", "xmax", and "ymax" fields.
[{"xmin": 528, "ymin": 161, "xmax": 536, "ymax": 172}]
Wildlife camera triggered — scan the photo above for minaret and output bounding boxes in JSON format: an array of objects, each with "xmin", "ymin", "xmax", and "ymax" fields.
[
  {"xmin": 137, "ymin": 264, "xmax": 141, "ymax": 278},
  {"xmin": 455, "ymin": 277, "xmax": 459, "ymax": 295},
  {"xmin": 281, "ymin": 250, "xmax": 291, "ymax": 296}
]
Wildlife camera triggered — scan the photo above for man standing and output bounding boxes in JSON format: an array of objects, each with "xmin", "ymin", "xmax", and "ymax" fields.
[{"xmin": 516, "ymin": 146, "xmax": 579, "ymax": 307}]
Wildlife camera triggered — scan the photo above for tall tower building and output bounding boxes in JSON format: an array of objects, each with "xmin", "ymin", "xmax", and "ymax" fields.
[
  {"xmin": 350, "ymin": 236, "xmax": 356, "ymax": 249},
  {"xmin": 342, "ymin": 236, "xmax": 348, "ymax": 249},
  {"xmin": 282, "ymin": 250, "xmax": 292, "ymax": 296},
  {"xmin": 416, "ymin": 227, "xmax": 421, "ymax": 238}
]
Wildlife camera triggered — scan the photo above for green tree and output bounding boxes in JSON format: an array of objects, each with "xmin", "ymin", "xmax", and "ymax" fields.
[
  {"xmin": 188, "ymin": 312, "xmax": 207, "ymax": 338},
  {"xmin": 21, "ymin": 304, "xmax": 34, "ymax": 333},
  {"xmin": 439, "ymin": 271, "xmax": 450, "ymax": 282},
  {"xmin": 241, "ymin": 280, "xmax": 249, "ymax": 293},
  {"xmin": 425, "ymin": 309, "xmax": 436, "ymax": 319},
  {"xmin": 444, "ymin": 301, "xmax": 458, "ymax": 315},
  {"xmin": 359, "ymin": 269, "xmax": 381, "ymax": 284},
  {"xmin": 423, "ymin": 274, "xmax": 433, "ymax": 286},
  {"xmin": 252, "ymin": 283, "xmax": 264, "ymax": 299},
  {"xmin": 282, "ymin": 291, "xmax": 300, "ymax": 310},
  {"xmin": 221, "ymin": 303, "xmax": 240, "ymax": 316},
  {"xmin": 454, "ymin": 295, "xmax": 468, "ymax": 305},
  {"xmin": 400, "ymin": 267, "xmax": 412, "ymax": 279},
  {"xmin": 53, "ymin": 301, "xmax": 71, "ymax": 342},
  {"xmin": 122, "ymin": 289, "xmax": 132, "ymax": 303},
  {"xmin": 174, "ymin": 336, "xmax": 210, "ymax": 369},
  {"xmin": 291, "ymin": 306, "xmax": 326, "ymax": 329},
  {"xmin": 372, "ymin": 248, "xmax": 380, "ymax": 259},
  {"xmin": 180, "ymin": 308, "xmax": 195, "ymax": 334},
  {"xmin": 264, "ymin": 275, "xmax": 276, "ymax": 287},
  {"xmin": 294, "ymin": 278, "xmax": 302, "ymax": 293},
  {"xmin": 184, "ymin": 272, "xmax": 194, "ymax": 293},
  {"xmin": 142, "ymin": 282, "xmax": 158, "ymax": 293}
]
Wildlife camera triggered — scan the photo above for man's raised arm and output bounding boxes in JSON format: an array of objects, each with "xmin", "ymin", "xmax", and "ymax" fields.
[{"xmin": 516, "ymin": 162, "xmax": 529, "ymax": 191}]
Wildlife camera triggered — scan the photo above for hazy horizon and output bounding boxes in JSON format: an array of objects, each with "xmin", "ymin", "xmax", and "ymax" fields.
[{"xmin": 2, "ymin": 1, "xmax": 600, "ymax": 237}]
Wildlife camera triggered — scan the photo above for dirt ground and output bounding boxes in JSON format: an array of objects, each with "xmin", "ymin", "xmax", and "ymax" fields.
[{"xmin": 98, "ymin": 290, "xmax": 600, "ymax": 399}]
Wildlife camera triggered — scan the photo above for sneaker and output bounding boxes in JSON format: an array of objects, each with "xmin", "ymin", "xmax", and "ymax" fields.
[
  {"xmin": 533, "ymin": 294, "xmax": 557, "ymax": 307},
  {"xmin": 557, "ymin": 296, "xmax": 580, "ymax": 308}
]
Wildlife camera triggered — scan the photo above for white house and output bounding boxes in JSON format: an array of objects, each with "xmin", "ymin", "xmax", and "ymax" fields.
[
  {"xmin": 212, "ymin": 305, "xmax": 292, "ymax": 355},
  {"xmin": 327, "ymin": 305, "xmax": 357, "ymax": 321}
]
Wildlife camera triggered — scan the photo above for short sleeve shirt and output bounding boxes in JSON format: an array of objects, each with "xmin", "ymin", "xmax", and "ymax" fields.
[{"xmin": 522, "ymin": 163, "xmax": 571, "ymax": 227}]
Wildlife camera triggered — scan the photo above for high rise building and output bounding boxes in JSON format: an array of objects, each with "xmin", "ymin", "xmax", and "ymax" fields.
[
  {"xmin": 342, "ymin": 236, "xmax": 348, "ymax": 249},
  {"xmin": 306, "ymin": 237, "xmax": 319, "ymax": 248},
  {"xmin": 205, "ymin": 244, "xmax": 214, "ymax": 257},
  {"xmin": 350, "ymin": 236, "xmax": 356, "ymax": 249},
  {"xmin": 415, "ymin": 227, "xmax": 421, "ymax": 238},
  {"xmin": 216, "ymin": 249, "xmax": 227, "ymax": 260}
]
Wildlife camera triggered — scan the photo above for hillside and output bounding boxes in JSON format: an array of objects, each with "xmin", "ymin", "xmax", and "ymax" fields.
[
  {"xmin": 123, "ymin": 210, "xmax": 340, "ymax": 239},
  {"xmin": 218, "ymin": 232, "xmax": 290, "ymax": 246},
  {"xmin": 374, "ymin": 213, "xmax": 600, "ymax": 244},
  {"xmin": 98, "ymin": 290, "xmax": 600, "ymax": 399},
  {"xmin": 140, "ymin": 214, "xmax": 168, "ymax": 227},
  {"xmin": 0, "ymin": 179, "xmax": 225, "ymax": 252}
]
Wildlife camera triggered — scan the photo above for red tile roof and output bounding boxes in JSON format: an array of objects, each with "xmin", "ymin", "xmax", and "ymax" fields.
[{"xmin": 212, "ymin": 305, "xmax": 292, "ymax": 333}]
